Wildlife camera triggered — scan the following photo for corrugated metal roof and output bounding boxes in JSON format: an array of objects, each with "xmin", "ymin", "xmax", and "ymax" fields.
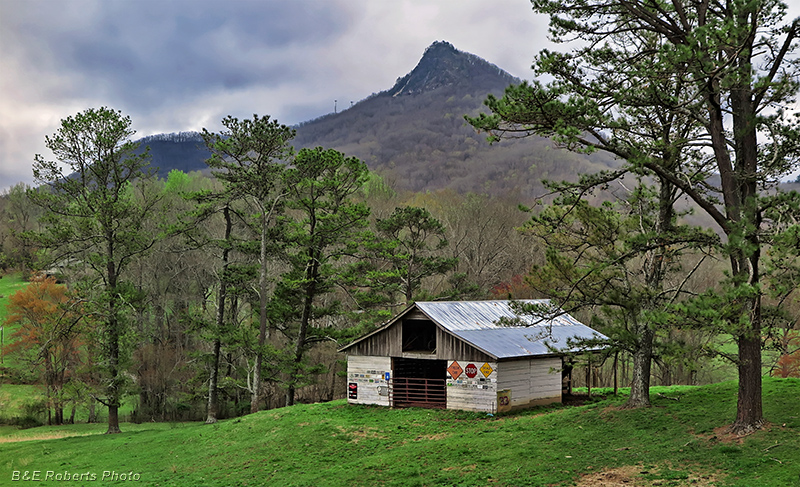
[
  {"xmin": 338, "ymin": 300, "xmax": 607, "ymax": 359},
  {"xmin": 416, "ymin": 300, "xmax": 606, "ymax": 359},
  {"xmin": 415, "ymin": 300, "xmax": 580, "ymax": 330}
]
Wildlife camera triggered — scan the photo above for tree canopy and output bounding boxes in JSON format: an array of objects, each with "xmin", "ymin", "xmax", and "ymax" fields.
[{"xmin": 469, "ymin": 0, "xmax": 800, "ymax": 433}]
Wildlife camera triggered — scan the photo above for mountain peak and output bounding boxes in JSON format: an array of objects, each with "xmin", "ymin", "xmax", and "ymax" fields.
[{"xmin": 384, "ymin": 41, "xmax": 518, "ymax": 97}]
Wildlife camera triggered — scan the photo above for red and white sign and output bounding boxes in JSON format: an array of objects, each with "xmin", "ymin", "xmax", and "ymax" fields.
[{"xmin": 465, "ymin": 363, "xmax": 478, "ymax": 378}]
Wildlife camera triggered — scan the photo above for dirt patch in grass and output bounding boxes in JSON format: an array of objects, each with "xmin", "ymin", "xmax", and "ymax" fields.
[
  {"xmin": 0, "ymin": 431, "xmax": 93, "ymax": 443},
  {"xmin": 696, "ymin": 421, "xmax": 776, "ymax": 445},
  {"xmin": 338, "ymin": 426, "xmax": 387, "ymax": 443},
  {"xmin": 576, "ymin": 465, "xmax": 721, "ymax": 486},
  {"xmin": 707, "ymin": 425, "xmax": 747, "ymax": 445},
  {"xmin": 576, "ymin": 465, "xmax": 643, "ymax": 486},
  {"xmin": 414, "ymin": 432, "xmax": 449, "ymax": 441}
]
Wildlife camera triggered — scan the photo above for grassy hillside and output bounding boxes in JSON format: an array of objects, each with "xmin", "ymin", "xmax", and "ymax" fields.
[
  {"xmin": 2, "ymin": 378, "xmax": 799, "ymax": 486},
  {"xmin": 0, "ymin": 273, "xmax": 28, "ymax": 371}
]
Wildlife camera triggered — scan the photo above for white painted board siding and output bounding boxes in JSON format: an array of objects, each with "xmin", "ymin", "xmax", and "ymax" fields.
[
  {"xmin": 496, "ymin": 357, "xmax": 561, "ymax": 407},
  {"xmin": 446, "ymin": 360, "xmax": 498, "ymax": 413},
  {"xmin": 346, "ymin": 355, "xmax": 392, "ymax": 407}
]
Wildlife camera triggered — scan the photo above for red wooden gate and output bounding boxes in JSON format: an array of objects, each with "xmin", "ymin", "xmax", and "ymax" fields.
[{"xmin": 389, "ymin": 378, "xmax": 446, "ymax": 409}]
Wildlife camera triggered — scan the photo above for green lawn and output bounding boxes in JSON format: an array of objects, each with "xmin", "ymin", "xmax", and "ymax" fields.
[
  {"xmin": 0, "ymin": 384, "xmax": 137, "ymax": 426},
  {"xmin": 0, "ymin": 384, "xmax": 42, "ymax": 416},
  {"xmin": 0, "ymin": 273, "xmax": 29, "ymax": 371},
  {"xmin": 2, "ymin": 378, "xmax": 799, "ymax": 486}
]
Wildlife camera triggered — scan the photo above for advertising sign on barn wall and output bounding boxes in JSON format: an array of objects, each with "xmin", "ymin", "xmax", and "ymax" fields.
[
  {"xmin": 346, "ymin": 356, "xmax": 391, "ymax": 406},
  {"xmin": 447, "ymin": 361, "xmax": 463, "ymax": 379},
  {"xmin": 446, "ymin": 360, "xmax": 498, "ymax": 412}
]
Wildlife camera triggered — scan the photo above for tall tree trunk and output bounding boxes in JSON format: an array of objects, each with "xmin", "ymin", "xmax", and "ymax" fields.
[
  {"xmin": 729, "ymin": 51, "xmax": 764, "ymax": 434},
  {"xmin": 625, "ymin": 324, "xmax": 654, "ymax": 408},
  {"xmin": 734, "ymin": 330, "xmax": 764, "ymax": 433},
  {"xmin": 88, "ymin": 401, "xmax": 96, "ymax": 423},
  {"xmin": 106, "ymin": 315, "xmax": 122, "ymax": 434},
  {"xmin": 252, "ymin": 211, "xmax": 269, "ymax": 414},
  {"xmin": 44, "ymin": 359, "xmax": 54, "ymax": 425},
  {"xmin": 107, "ymin": 405, "xmax": 119, "ymax": 433},
  {"xmin": 207, "ymin": 205, "xmax": 232, "ymax": 424},
  {"xmin": 206, "ymin": 337, "xmax": 222, "ymax": 422},
  {"xmin": 106, "ymin": 256, "xmax": 122, "ymax": 434},
  {"xmin": 286, "ymin": 255, "xmax": 320, "ymax": 407},
  {"xmin": 626, "ymin": 176, "xmax": 673, "ymax": 408},
  {"xmin": 55, "ymin": 405, "xmax": 63, "ymax": 425}
]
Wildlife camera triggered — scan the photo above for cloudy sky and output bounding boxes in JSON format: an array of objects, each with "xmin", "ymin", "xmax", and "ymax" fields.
[
  {"xmin": 3, "ymin": 1, "xmax": 799, "ymax": 193},
  {"xmin": 0, "ymin": 0, "xmax": 550, "ymax": 191}
]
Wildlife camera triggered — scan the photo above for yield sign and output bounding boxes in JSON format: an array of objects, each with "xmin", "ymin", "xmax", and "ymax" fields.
[{"xmin": 447, "ymin": 361, "xmax": 463, "ymax": 380}]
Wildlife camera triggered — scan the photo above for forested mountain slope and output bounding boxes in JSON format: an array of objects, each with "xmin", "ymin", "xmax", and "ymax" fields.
[{"xmin": 139, "ymin": 41, "xmax": 618, "ymax": 199}]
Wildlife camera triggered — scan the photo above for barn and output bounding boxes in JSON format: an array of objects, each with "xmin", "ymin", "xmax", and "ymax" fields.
[{"xmin": 339, "ymin": 300, "xmax": 606, "ymax": 413}]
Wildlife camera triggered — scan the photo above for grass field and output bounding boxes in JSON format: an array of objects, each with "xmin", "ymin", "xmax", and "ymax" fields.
[
  {"xmin": 0, "ymin": 273, "xmax": 28, "ymax": 371},
  {"xmin": 0, "ymin": 384, "xmax": 138, "ymax": 426},
  {"xmin": 0, "ymin": 384, "xmax": 42, "ymax": 418},
  {"xmin": 1, "ymin": 378, "xmax": 799, "ymax": 486}
]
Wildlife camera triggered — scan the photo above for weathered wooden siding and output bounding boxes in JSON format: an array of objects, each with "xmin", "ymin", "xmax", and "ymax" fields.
[
  {"xmin": 346, "ymin": 355, "xmax": 392, "ymax": 406},
  {"xmin": 437, "ymin": 329, "xmax": 494, "ymax": 362},
  {"xmin": 445, "ymin": 360, "xmax": 498, "ymax": 412},
  {"xmin": 496, "ymin": 357, "xmax": 561, "ymax": 409},
  {"xmin": 345, "ymin": 324, "xmax": 402, "ymax": 357},
  {"xmin": 344, "ymin": 320, "xmax": 493, "ymax": 363}
]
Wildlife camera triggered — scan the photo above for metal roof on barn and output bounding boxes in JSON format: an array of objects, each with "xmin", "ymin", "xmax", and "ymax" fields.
[{"xmin": 340, "ymin": 300, "xmax": 607, "ymax": 360}]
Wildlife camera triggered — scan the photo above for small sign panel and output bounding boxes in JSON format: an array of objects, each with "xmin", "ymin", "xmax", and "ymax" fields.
[
  {"xmin": 447, "ymin": 361, "xmax": 463, "ymax": 380},
  {"xmin": 480, "ymin": 363, "xmax": 494, "ymax": 378},
  {"xmin": 348, "ymin": 382, "xmax": 358, "ymax": 399},
  {"xmin": 465, "ymin": 363, "xmax": 478, "ymax": 378},
  {"xmin": 497, "ymin": 389, "xmax": 511, "ymax": 413}
]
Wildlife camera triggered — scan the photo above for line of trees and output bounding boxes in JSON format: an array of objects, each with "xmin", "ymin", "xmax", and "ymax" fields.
[{"xmin": 1, "ymin": 109, "xmax": 540, "ymax": 432}]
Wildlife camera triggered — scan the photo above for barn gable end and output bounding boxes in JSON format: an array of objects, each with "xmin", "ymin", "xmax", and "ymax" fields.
[{"xmin": 342, "ymin": 310, "xmax": 494, "ymax": 362}]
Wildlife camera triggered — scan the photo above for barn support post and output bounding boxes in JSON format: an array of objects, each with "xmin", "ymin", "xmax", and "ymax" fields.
[
  {"xmin": 562, "ymin": 358, "xmax": 573, "ymax": 397},
  {"xmin": 586, "ymin": 355, "xmax": 592, "ymax": 398}
]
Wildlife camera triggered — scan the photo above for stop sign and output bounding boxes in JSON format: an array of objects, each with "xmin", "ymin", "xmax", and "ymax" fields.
[{"xmin": 465, "ymin": 363, "xmax": 478, "ymax": 378}]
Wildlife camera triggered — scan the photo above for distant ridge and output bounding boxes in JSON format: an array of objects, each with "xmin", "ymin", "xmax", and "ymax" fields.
[
  {"xmin": 135, "ymin": 41, "xmax": 617, "ymax": 197},
  {"xmin": 135, "ymin": 132, "xmax": 210, "ymax": 176}
]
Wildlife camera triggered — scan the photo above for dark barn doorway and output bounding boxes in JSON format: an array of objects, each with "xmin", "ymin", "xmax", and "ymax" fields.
[
  {"xmin": 402, "ymin": 319, "xmax": 437, "ymax": 353},
  {"xmin": 391, "ymin": 358, "xmax": 447, "ymax": 409}
]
